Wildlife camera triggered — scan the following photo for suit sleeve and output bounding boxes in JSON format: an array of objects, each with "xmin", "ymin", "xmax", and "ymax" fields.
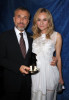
[{"xmin": 0, "ymin": 34, "xmax": 21, "ymax": 74}]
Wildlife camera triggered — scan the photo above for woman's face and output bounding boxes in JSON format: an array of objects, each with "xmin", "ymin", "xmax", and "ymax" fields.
[{"xmin": 36, "ymin": 12, "xmax": 48, "ymax": 33}]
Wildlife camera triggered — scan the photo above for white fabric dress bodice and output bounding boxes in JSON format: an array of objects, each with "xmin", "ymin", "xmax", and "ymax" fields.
[{"xmin": 31, "ymin": 31, "xmax": 59, "ymax": 100}]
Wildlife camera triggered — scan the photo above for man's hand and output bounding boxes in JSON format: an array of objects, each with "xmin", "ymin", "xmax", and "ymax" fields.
[
  {"xmin": 19, "ymin": 65, "xmax": 30, "ymax": 74},
  {"xmin": 50, "ymin": 56, "xmax": 57, "ymax": 66}
]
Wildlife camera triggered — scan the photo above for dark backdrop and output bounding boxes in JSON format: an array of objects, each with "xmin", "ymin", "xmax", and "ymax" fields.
[{"xmin": 0, "ymin": 0, "xmax": 69, "ymax": 100}]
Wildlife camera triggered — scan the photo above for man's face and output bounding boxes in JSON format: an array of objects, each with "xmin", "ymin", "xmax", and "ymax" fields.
[{"xmin": 13, "ymin": 10, "xmax": 30, "ymax": 32}]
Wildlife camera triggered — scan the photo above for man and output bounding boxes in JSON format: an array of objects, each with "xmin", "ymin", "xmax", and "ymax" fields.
[{"xmin": 0, "ymin": 7, "xmax": 32, "ymax": 100}]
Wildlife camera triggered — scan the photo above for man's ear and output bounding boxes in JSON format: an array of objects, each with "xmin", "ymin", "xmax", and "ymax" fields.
[
  {"xmin": 28, "ymin": 19, "xmax": 30, "ymax": 24},
  {"xmin": 13, "ymin": 17, "xmax": 15, "ymax": 23}
]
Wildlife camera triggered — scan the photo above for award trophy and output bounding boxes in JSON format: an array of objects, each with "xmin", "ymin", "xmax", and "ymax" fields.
[{"xmin": 29, "ymin": 53, "xmax": 39, "ymax": 73}]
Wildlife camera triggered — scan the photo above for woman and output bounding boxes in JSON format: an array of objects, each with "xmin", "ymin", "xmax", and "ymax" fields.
[{"xmin": 31, "ymin": 8, "xmax": 64, "ymax": 100}]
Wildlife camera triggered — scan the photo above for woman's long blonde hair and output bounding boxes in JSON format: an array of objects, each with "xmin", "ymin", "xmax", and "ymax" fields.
[{"xmin": 32, "ymin": 8, "xmax": 54, "ymax": 39}]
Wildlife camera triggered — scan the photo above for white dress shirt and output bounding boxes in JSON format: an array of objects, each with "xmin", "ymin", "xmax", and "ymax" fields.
[{"xmin": 14, "ymin": 27, "xmax": 29, "ymax": 53}]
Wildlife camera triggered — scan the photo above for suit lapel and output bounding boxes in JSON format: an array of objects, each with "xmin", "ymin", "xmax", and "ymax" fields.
[
  {"xmin": 11, "ymin": 30, "xmax": 32, "ymax": 60},
  {"xmin": 25, "ymin": 32, "xmax": 32, "ymax": 57},
  {"xmin": 11, "ymin": 30, "xmax": 25, "ymax": 60}
]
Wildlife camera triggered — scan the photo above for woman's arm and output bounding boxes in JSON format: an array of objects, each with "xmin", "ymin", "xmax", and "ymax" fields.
[{"xmin": 55, "ymin": 32, "xmax": 64, "ymax": 84}]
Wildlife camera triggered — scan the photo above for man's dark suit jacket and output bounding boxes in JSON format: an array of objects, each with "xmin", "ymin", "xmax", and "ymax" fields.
[{"xmin": 0, "ymin": 29, "xmax": 33, "ymax": 100}]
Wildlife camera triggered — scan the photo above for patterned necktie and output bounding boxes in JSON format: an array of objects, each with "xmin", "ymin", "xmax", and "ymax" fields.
[{"xmin": 19, "ymin": 33, "xmax": 26, "ymax": 58}]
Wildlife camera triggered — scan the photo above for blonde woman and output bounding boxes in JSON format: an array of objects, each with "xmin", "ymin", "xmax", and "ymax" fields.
[{"xmin": 31, "ymin": 8, "xmax": 64, "ymax": 100}]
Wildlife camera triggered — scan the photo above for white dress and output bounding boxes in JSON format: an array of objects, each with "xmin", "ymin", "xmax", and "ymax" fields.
[{"xmin": 31, "ymin": 31, "xmax": 59, "ymax": 100}]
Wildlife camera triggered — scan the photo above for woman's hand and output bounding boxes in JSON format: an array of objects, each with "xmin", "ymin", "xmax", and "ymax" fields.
[
  {"xmin": 59, "ymin": 76, "xmax": 64, "ymax": 85},
  {"xmin": 50, "ymin": 56, "xmax": 57, "ymax": 66}
]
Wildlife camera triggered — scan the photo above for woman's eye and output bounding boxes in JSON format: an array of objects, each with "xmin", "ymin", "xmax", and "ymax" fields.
[
  {"xmin": 37, "ymin": 19, "xmax": 40, "ymax": 21},
  {"xmin": 43, "ymin": 19, "xmax": 47, "ymax": 21}
]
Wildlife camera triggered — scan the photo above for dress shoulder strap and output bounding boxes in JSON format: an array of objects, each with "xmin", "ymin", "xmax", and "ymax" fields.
[{"xmin": 51, "ymin": 31, "xmax": 57, "ymax": 44}]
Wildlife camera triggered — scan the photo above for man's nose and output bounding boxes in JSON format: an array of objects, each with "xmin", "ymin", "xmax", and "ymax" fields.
[{"xmin": 20, "ymin": 17, "xmax": 24, "ymax": 22}]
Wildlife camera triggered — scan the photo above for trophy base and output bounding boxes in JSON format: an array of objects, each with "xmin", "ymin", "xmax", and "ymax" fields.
[{"xmin": 29, "ymin": 65, "xmax": 40, "ymax": 74}]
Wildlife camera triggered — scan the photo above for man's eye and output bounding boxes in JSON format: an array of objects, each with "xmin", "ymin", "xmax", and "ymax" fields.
[
  {"xmin": 24, "ymin": 17, "xmax": 27, "ymax": 19},
  {"xmin": 17, "ymin": 15, "xmax": 21, "ymax": 18},
  {"xmin": 23, "ymin": 17, "xmax": 29, "ymax": 20}
]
